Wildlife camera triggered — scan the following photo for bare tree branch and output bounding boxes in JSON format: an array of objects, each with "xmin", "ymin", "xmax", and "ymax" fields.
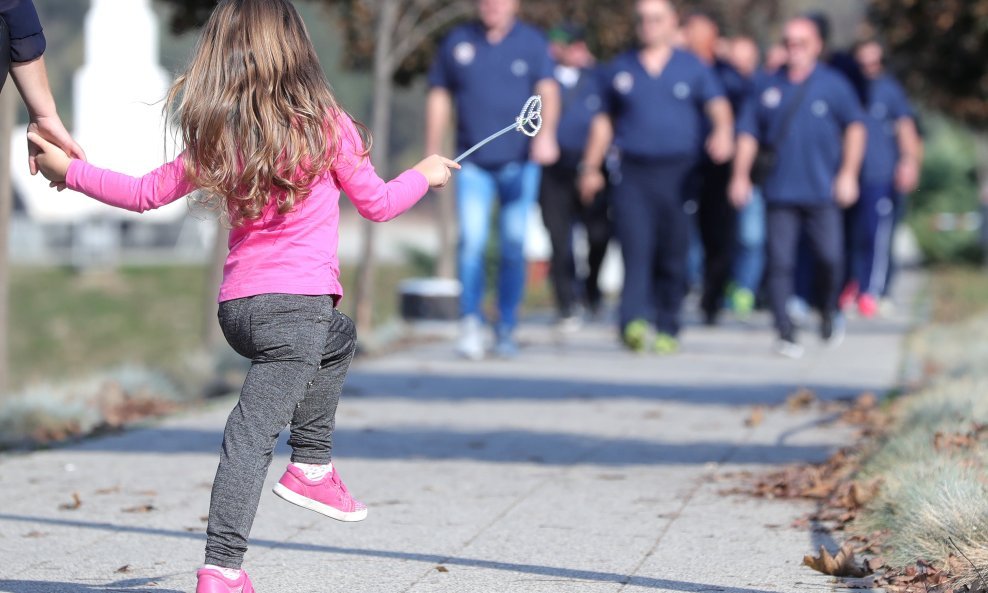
[{"xmin": 389, "ymin": 1, "xmax": 472, "ymax": 71}]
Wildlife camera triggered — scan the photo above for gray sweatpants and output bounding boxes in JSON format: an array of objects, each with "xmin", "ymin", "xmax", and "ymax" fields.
[{"xmin": 205, "ymin": 294, "xmax": 356, "ymax": 568}]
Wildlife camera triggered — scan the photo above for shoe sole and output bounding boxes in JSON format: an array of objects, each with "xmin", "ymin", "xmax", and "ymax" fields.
[{"xmin": 272, "ymin": 483, "xmax": 368, "ymax": 522}]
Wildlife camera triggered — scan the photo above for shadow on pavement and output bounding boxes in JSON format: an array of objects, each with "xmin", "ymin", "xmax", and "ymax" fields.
[
  {"xmin": 342, "ymin": 373, "xmax": 873, "ymax": 406},
  {"xmin": 0, "ymin": 514, "xmax": 784, "ymax": 593},
  {"xmin": 71, "ymin": 426, "xmax": 833, "ymax": 466},
  {"xmin": 0, "ymin": 577, "xmax": 183, "ymax": 593}
]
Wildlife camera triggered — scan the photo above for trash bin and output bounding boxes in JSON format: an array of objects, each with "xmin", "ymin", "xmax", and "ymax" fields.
[{"xmin": 398, "ymin": 278, "xmax": 461, "ymax": 321}]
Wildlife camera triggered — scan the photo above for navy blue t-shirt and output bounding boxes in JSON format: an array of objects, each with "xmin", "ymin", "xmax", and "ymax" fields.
[
  {"xmin": 0, "ymin": 0, "xmax": 45, "ymax": 63},
  {"xmin": 428, "ymin": 21, "xmax": 554, "ymax": 168},
  {"xmin": 600, "ymin": 49, "xmax": 725, "ymax": 161},
  {"xmin": 738, "ymin": 64, "xmax": 866, "ymax": 204},
  {"xmin": 554, "ymin": 65, "xmax": 603, "ymax": 165},
  {"xmin": 861, "ymin": 74, "xmax": 914, "ymax": 185},
  {"xmin": 714, "ymin": 59, "xmax": 751, "ymax": 117}
]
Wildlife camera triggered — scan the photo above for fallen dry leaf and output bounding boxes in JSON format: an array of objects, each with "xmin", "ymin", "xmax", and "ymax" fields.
[
  {"xmin": 116, "ymin": 565, "xmax": 131, "ymax": 574},
  {"xmin": 58, "ymin": 492, "xmax": 82, "ymax": 511},
  {"xmin": 435, "ymin": 566, "xmax": 449, "ymax": 573},
  {"xmin": 745, "ymin": 406, "xmax": 766, "ymax": 427},
  {"xmin": 803, "ymin": 543, "xmax": 869, "ymax": 578},
  {"xmin": 787, "ymin": 388, "xmax": 817, "ymax": 411},
  {"xmin": 122, "ymin": 504, "xmax": 156, "ymax": 514}
]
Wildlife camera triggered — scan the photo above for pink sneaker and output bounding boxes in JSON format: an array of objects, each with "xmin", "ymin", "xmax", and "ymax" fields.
[
  {"xmin": 838, "ymin": 281, "xmax": 859, "ymax": 311},
  {"xmin": 272, "ymin": 464, "xmax": 368, "ymax": 522},
  {"xmin": 196, "ymin": 567, "xmax": 255, "ymax": 593},
  {"xmin": 857, "ymin": 293, "xmax": 879, "ymax": 318}
]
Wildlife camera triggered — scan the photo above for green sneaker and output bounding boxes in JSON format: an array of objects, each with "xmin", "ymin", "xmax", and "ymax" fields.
[
  {"xmin": 653, "ymin": 332, "xmax": 680, "ymax": 355},
  {"xmin": 731, "ymin": 287, "xmax": 755, "ymax": 320},
  {"xmin": 623, "ymin": 319, "xmax": 651, "ymax": 353}
]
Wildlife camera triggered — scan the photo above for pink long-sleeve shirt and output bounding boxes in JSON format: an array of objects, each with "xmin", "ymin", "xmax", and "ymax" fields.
[{"xmin": 65, "ymin": 114, "xmax": 430, "ymax": 304}]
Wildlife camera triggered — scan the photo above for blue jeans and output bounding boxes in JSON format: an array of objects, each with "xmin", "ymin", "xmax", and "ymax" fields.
[
  {"xmin": 733, "ymin": 187, "xmax": 766, "ymax": 293},
  {"xmin": 457, "ymin": 161, "xmax": 541, "ymax": 335}
]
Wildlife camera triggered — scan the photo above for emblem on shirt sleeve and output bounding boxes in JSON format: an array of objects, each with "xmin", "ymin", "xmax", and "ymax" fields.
[
  {"xmin": 673, "ymin": 82, "xmax": 691, "ymax": 100},
  {"xmin": 812, "ymin": 100, "xmax": 829, "ymax": 117},
  {"xmin": 614, "ymin": 71, "xmax": 635, "ymax": 95},
  {"xmin": 454, "ymin": 42, "xmax": 476, "ymax": 66},
  {"xmin": 511, "ymin": 59, "xmax": 530, "ymax": 77},
  {"xmin": 762, "ymin": 87, "xmax": 782, "ymax": 108}
]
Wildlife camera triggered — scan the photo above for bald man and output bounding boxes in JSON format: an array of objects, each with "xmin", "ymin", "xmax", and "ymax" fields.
[
  {"xmin": 579, "ymin": 0, "xmax": 734, "ymax": 354},
  {"xmin": 730, "ymin": 17, "xmax": 866, "ymax": 358}
]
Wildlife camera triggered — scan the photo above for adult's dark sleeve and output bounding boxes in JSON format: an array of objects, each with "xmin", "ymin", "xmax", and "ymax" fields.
[{"xmin": 0, "ymin": 0, "xmax": 46, "ymax": 63}]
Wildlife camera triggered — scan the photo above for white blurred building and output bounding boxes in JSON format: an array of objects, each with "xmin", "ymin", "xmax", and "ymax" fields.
[{"xmin": 10, "ymin": 0, "xmax": 211, "ymax": 265}]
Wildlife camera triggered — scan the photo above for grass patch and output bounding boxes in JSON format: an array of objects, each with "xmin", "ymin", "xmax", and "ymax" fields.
[
  {"xmin": 928, "ymin": 266, "xmax": 988, "ymax": 323},
  {"xmin": 8, "ymin": 262, "xmax": 557, "ymax": 390},
  {"xmin": 846, "ymin": 270, "xmax": 988, "ymax": 589},
  {"xmin": 9, "ymin": 266, "xmax": 208, "ymax": 389}
]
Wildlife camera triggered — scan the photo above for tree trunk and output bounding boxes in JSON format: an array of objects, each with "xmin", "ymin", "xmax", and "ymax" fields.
[
  {"xmin": 434, "ymin": 184, "xmax": 456, "ymax": 278},
  {"xmin": 0, "ymin": 82, "xmax": 15, "ymax": 394},
  {"xmin": 352, "ymin": 1, "xmax": 399, "ymax": 341},
  {"xmin": 975, "ymin": 132, "xmax": 988, "ymax": 266},
  {"xmin": 202, "ymin": 221, "xmax": 229, "ymax": 348}
]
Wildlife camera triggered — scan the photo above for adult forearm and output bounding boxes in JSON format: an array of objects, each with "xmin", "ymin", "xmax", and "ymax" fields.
[
  {"xmin": 10, "ymin": 57, "xmax": 57, "ymax": 119},
  {"xmin": 534, "ymin": 78, "xmax": 560, "ymax": 138},
  {"xmin": 581, "ymin": 114, "xmax": 613, "ymax": 171},
  {"xmin": 732, "ymin": 134, "xmax": 758, "ymax": 179},
  {"xmin": 897, "ymin": 118, "xmax": 923, "ymax": 165},
  {"xmin": 425, "ymin": 88, "xmax": 452, "ymax": 156},
  {"xmin": 840, "ymin": 122, "xmax": 866, "ymax": 176},
  {"xmin": 706, "ymin": 98, "xmax": 734, "ymax": 135}
]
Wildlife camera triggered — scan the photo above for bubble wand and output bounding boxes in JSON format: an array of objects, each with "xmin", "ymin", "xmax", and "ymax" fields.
[{"xmin": 454, "ymin": 95, "xmax": 543, "ymax": 164}]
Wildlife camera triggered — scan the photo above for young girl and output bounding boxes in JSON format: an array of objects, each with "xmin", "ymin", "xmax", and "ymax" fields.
[{"xmin": 30, "ymin": 1, "xmax": 457, "ymax": 591}]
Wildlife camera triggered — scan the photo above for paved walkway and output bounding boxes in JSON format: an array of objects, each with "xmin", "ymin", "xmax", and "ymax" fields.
[{"xmin": 0, "ymin": 274, "xmax": 919, "ymax": 593}]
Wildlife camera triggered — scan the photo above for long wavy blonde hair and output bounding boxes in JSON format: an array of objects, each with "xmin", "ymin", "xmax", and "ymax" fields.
[{"xmin": 166, "ymin": 0, "xmax": 368, "ymax": 226}]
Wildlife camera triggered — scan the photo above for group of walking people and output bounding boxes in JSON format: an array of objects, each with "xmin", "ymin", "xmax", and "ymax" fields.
[{"xmin": 432, "ymin": 0, "xmax": 922, "ymax": 360}]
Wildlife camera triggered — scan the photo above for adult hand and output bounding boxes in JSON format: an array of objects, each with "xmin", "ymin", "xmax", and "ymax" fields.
[
  {"xmin": 29, "ymin": 115, "xmax": 86, "ymax": 191},
  {"xmin": 895, "ymin": 158, "xmax": 920, "ymax": 195},
  {"xmin": 728, "ymin": 174, "xmax": 752, "ymax": 209},
  {"xmin": 834, "ymin": 170, "xmax": 860, "ymax": 208},
  {"xmin": 578, "ymin": 169, "xmax": 605, "ymax": 205},
  {"xmin": 27, "ymin": 132, "xmax": 72, "ymax": 187},
  {"xmin": 413, "ymin": 154, "xmax": 460, "ymax": 189},
  {"xmin": 706, "ymin": 128, "xmax": 735, "ymax": 165},
  {"xmin": 530, "ymin": 133, "xmax": 560, "ymax": 166}
]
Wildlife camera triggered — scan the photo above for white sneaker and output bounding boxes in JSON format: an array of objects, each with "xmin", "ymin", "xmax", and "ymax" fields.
[
  {"xmin": 774, "ymin": 338, "xmax": 805, "ymax": 360},
  {"xmin": 822, "ymin": 314, "xmax": 846, "ymax": 349},
  {"xmin": 556, "ymin": 315, "xmax": 583, "ymax": 333},
  {"xmin": 457, "ymin": 316, "xmax": 485, "ymax": 361},
  {"xmin": 786, "ymin": 297, "xmax": 811, "ymax": 327}
]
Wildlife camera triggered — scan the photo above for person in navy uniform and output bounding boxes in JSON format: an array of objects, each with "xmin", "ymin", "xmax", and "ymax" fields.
[
  {"xmin": 579, "ymin": 0, "xmax": 734, "ymax": 354},
  {"xmin": 730, "ymin": 16, "xmax": 867, "ymax": 359},
  {"xmin": 837, "ymin": 39, "xmax": 922, "ymax": 318},
  {"xmin": 681, "ymin": 11, "xmax": 751, "ymax": 326},
  {"xmin": 426, "ymin": 0, "xmax": 560, "ymax": 361},
  {"xmin": 1, "ymin": 0, "xmax": 85, "ymax": 178},
  {"xmin": 538, "ymin": 23, "xmax": 609, "ymax": 329}
]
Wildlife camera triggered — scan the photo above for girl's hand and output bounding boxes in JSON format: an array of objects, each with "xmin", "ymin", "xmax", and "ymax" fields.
[
  {"xmin": 27, "ymin": 132, "xmax": 73, "ymax": 189},
  {"xmin": 29, "ymin": 117, "xmax": 86, "ymax": 192},
  {"xmin": 413, "ymin": 154, "xmax": 460, "ymax": 189}
]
